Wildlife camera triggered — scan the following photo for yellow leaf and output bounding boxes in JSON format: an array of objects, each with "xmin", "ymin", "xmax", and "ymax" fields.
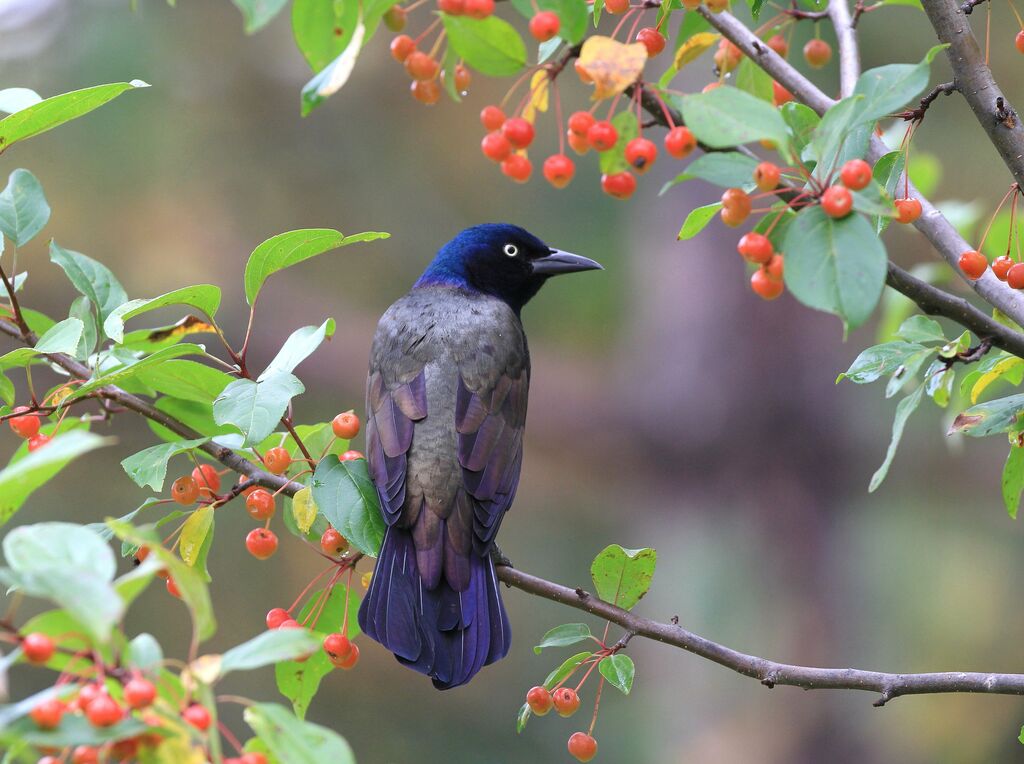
[
  {"xmin": 577, "ymin": 35, "xmax": 649, "ymax": 101},
  {"xmin": 155, "ymin": 738, "xmax": 207, "ymax": 764},
  {"xmin": 971, "ymin": 357, "xmax": 1024, "ymax": 403},
  {"xmin": 673, "ymin": 32, "xmax": 721, "ymax": 70},
  {"xmin": 361, "ymin": 569, "xmax": 373, "ymax": 589},
  {"xmin": 179, "ymin": 507, "xmax": 213, "ymax": 567},
  {"xmin": 188, "ymin": 653, "xmax": 222, "ymax": 684},
  {"xmin": 522, "ymin": 70, "xmax": 550, "ymax": 124},
  {"xmin": 292, "ymin": 487, "xmax": 318, "ymax": 534},
  {"xmin": 146, "ymin": 315, "xmax": 216, "ymax": 343}
]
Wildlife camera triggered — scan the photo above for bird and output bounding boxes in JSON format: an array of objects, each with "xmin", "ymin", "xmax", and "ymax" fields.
[{"xmin": 357, "ymin": 223, "xmax": 602, "ymax": 689}]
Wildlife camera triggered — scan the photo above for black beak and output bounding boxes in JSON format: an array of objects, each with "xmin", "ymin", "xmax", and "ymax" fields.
[{"xmin": 530, "ymin": 249, "xmax": 603, "ymax": 276}]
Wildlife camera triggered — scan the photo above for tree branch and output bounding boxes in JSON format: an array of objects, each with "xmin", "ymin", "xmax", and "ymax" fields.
[
  {"xmin": 496, "ymin": 564, "xmax": 1024, "ymax": 705},
  {"xmin": 828, "ymin": 0, "xmax": 861, "ymax": 97}
]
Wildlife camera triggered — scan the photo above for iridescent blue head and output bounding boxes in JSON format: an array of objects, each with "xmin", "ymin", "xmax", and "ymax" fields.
[{"xmin": 415, "ymin": 223, "xmax": 602, "ymax": 313}]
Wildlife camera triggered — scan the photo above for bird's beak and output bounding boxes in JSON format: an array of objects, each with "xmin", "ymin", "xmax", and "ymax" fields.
[{"xmin": 530, "ymin": 249, "xmax": 604, "ymax": 276}]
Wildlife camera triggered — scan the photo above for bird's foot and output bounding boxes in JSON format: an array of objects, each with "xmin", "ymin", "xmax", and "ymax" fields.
[{"xmin": 490, "ymin": 545, "xmax": 513, "ymax": 569}]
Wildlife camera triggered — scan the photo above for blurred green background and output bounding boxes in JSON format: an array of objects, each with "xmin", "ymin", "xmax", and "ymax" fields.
[{"xmin": 4, "ymin": 1, "xmax": 1024, "ymax": 761}]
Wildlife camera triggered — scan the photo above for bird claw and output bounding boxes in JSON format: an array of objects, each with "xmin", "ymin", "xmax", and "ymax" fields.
[{"xmin": 490, "ymin": 545, "xmax": 513, "ymax": 569}]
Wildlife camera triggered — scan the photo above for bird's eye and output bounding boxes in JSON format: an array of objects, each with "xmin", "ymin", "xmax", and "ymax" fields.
[{"xmin": 503, "ymin": 243, "xmax": 519, "ymax": 257}]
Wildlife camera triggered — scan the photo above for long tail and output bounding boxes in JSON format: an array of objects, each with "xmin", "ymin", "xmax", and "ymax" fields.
[{"xmin": 358, "ymin": 527, "xmax": 511, "ymax": 689}]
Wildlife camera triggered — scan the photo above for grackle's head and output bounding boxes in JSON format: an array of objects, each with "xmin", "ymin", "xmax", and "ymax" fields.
[{"xmin": 415, "ymin": 223, "xmax": 602, "ymax": 313}]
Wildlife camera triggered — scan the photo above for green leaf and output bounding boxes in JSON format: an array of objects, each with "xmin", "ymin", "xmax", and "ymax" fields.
[
  {"xmin": 292, "ymin": 0, "xmax": 357, "ymax": 71},
  {"xmin": 312, "ymin": 455, "xmax": 385, "ymax": 556},
  {"xmin": 213, "ymin": 371, "xmax": 305, "ymax": 447},
  {"xmin": 49, "ymin": 241, "xmax": 128, "ymax": 332},
  {"xmin": 869, "ymin": 384, "xmax": 924, "ymax": 491},
  {"xmin": 590, "ymin": 544, "xmax": 656, "ymax": 610},
  {"xmin": 232, "ymin": 0, "xmax": 289, "ymax": 33},
  {"xmin": 0, "ymin": 318, "xmax": 85, "ymax": 372},
  {"xmin": 896, "ymin": 315, "xmax": 945, "ymax": 344},
  {"xmin": 679, "ymin": 86, "xmax": 789, "ymax": 150},
  {"xmin": 69, "ymin": 296, "xmax": 98, "ymax": 361},
  {"xmin": 0, "ymin": 522, "xmax": 122, "ymax": 642},
  {"xmin": 511, "ymin": 0, "xmax": 588, "ymax": 43},
  {"xmin": 103, "ymin": 285, "xmax": 222, "ymax": 343},
  {"xmin": 70, "ymin": 343, "xmax": 205, "ymax": 399},
  {"xmin": 534, "ymin": 623, "xmax": 592, "ymax": 653},
  {"xmin": 851, "ymin": 181, "xmax": 896, "ymax": 218},
  {"xmin": 244, "ymin": 229, "xmax": 388, "ymax": 305},
  {"xmin": 441, "ymin": 15, "xmax": 528, "ymax": 77},
  {"xmin": 598, "ymin": 111, "xmax": 639, "ymax": 176},
  {"xmin": 666, "ymin": 151, "xmax": 758, "ymax": 189},
  {"xmin": 0, "ymin": 431, "xmax": 111, "ymax": 525},
  {"xmin": 885, "ymin": 347, "xmax": 932, "ymax": 398},
  {"xmin": 677, "ymin": 203, "xmax": 722, "ymax": 240},
  {"xmin": 0, "ymin": 712, "xmax": 145, "ymax": 749},
  {"xmin": 221, "ymin": 629, "xmax": 322, "ymax": 678},
  {"xmin": 245, "ymin": 703, "xmax": 355, "ymax": 763},
  {"xmin": 0, "ymin": 169, "xmax": 49, "ymax": 246},
  {"xmin": 0, "ymin": 81, "xmax": 149, "ymax": 152},
  {"xmin": 599, "ymin": 653, "xmax": 635, "ymax": 694},
  {"xmin": 1006, "ymin": 446, "xmax": 1024, "ymax": 519},
  {"xmin": 925, "ymin": 360, "xmax": 954, "ymax": 408},
  {"xmin": 780, "ymin": 102, "xmax": 820, "ymax": 152},
  {"xmin": 124, "ymin": 633, "xmax": 163, "ymax": 673},
  {"xmin": 735, "ymin": 56, "xmax": 772, "ymax": 102},
  {"xmin": 120, "ymin": 438, "xmax": 208, "ymax": 491},
  {"xmin": 275, "ymin": 583, "xmax": 360, "ymax": 718},
  {"xmin": 837, "ymin": 341, "xmax": 929, "ymax": 384},
  {"xmin": 136, "ymin": 359, "xmax": 233, "ymax": 403},
  {"xmin": 261, "ymin": 319, "xmax": 336, "ymax": 379},
  {"xmin": 950, "ymin": 393, "xmax": 1024, "ymax": 437},
  {"xmin": 782, "ymin": 206, "xmax": 887, "ymax": 330},
  {"xmin": 179, "ymin": 507, "xmax": 214, "ymax": 572},
  {"xmin": 852, "ymin": 45, "xmax": 947, "ymax": 125},
  {"xmin": 873, "ymin": 150, "xmax": 906, "ymax": 232},
  {"xmin": 804, "ymin": 96, "xmax": 864, "ymax": 176},
  {"xmin": 300, "ymin": 22, "xmax": 367, "ymax": 116}
]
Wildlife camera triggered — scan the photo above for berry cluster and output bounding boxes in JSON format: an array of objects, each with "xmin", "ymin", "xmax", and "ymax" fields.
[
  {"xmin": 7, "ymin": 406, "xmax": 51, "ymax": 451},
  {"xmin": 956, "ymin": 183, "xmax": 1024, "ymax": 284}
]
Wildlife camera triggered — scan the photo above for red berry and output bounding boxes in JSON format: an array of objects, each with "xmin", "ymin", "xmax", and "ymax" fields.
[
  {"xmin": 72, "ymin": 747, "xmax": 99, "ymax": 764},
  {"xmin": 22, "ymin": 632, "xmax": 55, "ymax": 664},
  {"xmin": 751, "ymin": 268, "xmax": 785, "ymax": 300},
  {"xmin": 278, "ymin": 618, "xmax": 302, "ymax": 629},
  {"xmin": 542, "ymin": 154, "xmax": 576, "ymax": 189},
  {"xmin": 182, "ymin": 703, "xmax": 211, "ymax": 731},
  {"xmin": 451, "ymin": 63, "xmax": 472, "ymax": 92},
  {"xmin": 123, "ymin": 677, "xmax": 157, "ymax": 709},
  {"xmin": 702, "ymin": 81, "xmax": 722, "ymax": 93},
  {"xmin": 1009, "ymin": 263, "xmax": 1024, "ymax": 289},
  {"xmin": 266, "ymin": 607, "xmax": 290, "ymax": 629},
  {"xmin": 501, "ymin": 154, "xmax": 533, "ymax": 183},
  {"xmin": 604, "ymin": 0, "xmax": 628, "ymax": 14},
  {"xmin": 411, "ymin": 79, "xmax": 441, "ymax": 105},
  {"xmin": 501, "ymin": 118, "xmax": 535, "ymax": 149},
  {"xmin": 526, "ymin": 686, "xmax": 554, "ymax": 715},
  {"xmin": 753, "ymin": 161, "xmax": 781, "ymax": 191},
  {"xmin": 958, "ymin": 250, "xmax": 988, "ymax": 280},
  {"xmin": 664, "ymin": 126, "xmax": 696, "ymax": 159},
  {"xmin": 334, "ymin": 642, "xmax": 360, "ymax": 669},
  {"xmin": 567, "ymin": 110, "xmax": 595, "ymax": 136},
  {"xmin": 1017, "ymin": 30, "xmax": 1024, "ymax": 54},
  {"xmin": 438, "ymin": 0, "xmax": 464, "ymax": 13},
  {"xmin": 245, "ymin": 528, "xmax": 278, "ymax": 560},
  {"xmin": 840, "ymin": 158, "xmax": 872, "ymax": 191},
  {"xmin": 586, "ymin": 120, "xmax": 618, "ymax": 152},
  {"xmin": 804, "ymin": 38, "xmax": 832, "ymax": 68},
  {"xmin": 636, "ymin": 27, "xmax": 666, "ymax": 57},
  {"xmin": 463, "ymin": 0, "xmax": 494, "ymax": 17},
  {"xmin": 340, "ymin": 449, "xmax": 364, "ymax": 461},
  {"xmin": 552, "ymin": 687, "xmax": 580, "ymax": 716},
  {"xmin": 390, "ymin": 34, "xmax": 416, "ymax": 63},
  {"xmin": 85, "ymin": 694, "xmax": 122, "ymax": 728},
  {"xmin": 27, "ymin": 433, "xmax": 50, "ymax": 452},
  {"xmin": 263, "ymin": 447, "xmax": 291, "ymax": 475},
  {"xmin": 772, "ymin": 80, "xmax": 794, "ymax": 106},
  {"xmin": 321, "ymin": 527, "xmax": 349, "ymax": 555},
  {"xmin": 331, "ymin": 411, "xmax": 361, "ymax": 440},
  {"xmin": 245, "ymin": 489, "xmax": 276, "ymax": 521},
  {"xmin": 110, "ymin": 738, "xmax": 140, "ymax": 759},
  {"xmin": 714, "ymin": 39, "xmax": 742, "ymax": 72},
  {"xmin": 529, "ymin": 11, "xmax": 560, "ymax": 42},
  {"xmin": 405, "ymin": 51, "xmax": 439, "ymax": 81},
  {"xmin": 30, "ymin": 698, "xmax": 64, "ymax": 729},
  {"xmin": 895, "ymin": 198, "xmax": 922, "ymax": 224},
  {"xmin": 192, "ymin": 464, "xmax": 221, "ymax": 496},
  {"xmin": 8, "ymin": 407, "xmax": 40, "ymax": 438},
  {"xmin": 993, "ymin": 255, "xmax": 1013, "ymax": 281},
  {"xmin": 480, "ymin": 105, "xmax": 506, "ymax": 131},
  {"xmin": 323, "ymin": 633, "xmax": 353, "ymax": 661},
  {"xmin": 737, "ymin": 232, "xmax": 774, "ymax": 264},
  {"xmin": 568, "ymin": 732, "xmax": 598, "ymax": 762},
  {"xmin": 241, "ymin": 755, "xmax": 269, "ymax": 764},
  {"xmin": 624, "ymin": 137, "xmax": 658, "ymax": 174},
  {"xmin": 766, "ymin": 253, "xmax": 784, "ymax": 281},
  {"xmin": 171, "ymin": 475, "xmax": 199, "ymax": 505},
  {"xmin": 383, "ymin": 5, "xmax": 407, "ymax": 31},
  {"xmin": 720, "ymin": 188, "xmax": 752, "ymax": 226},
  {"xmin": 482, "ymin": 131, "xmax": 513, "ymax": 162},
  {"xmin": 166, "ymin": 577, "xmax": 181, "ymax": 598},
  {"xmin": 766, "ymin": 33, "xmax": 788, "ymax": 57},
  {"xmin": 601, "ymin": 172, "xmax": 637, "ymax": 200},
  {"xmin": 567, "ymin": 130, "xmax": 590, "ymax": 155},
  {"xmin": 706, "ymin": 0, "xmax": 728, "ymax": 11},
  {"xmin": 821, "ymin": 185, "xmax": 853, "ymax": 218}
]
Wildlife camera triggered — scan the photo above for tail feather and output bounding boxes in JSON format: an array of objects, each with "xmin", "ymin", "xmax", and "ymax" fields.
[{"xmin": 358, "ymin": 527, "xmax": 511, "ymax": 690}]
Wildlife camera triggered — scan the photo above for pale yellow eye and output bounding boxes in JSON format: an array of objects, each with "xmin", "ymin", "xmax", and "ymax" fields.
[{"xmin": 503, "ymin": 243, "xmax": 518, "ymax": 257}]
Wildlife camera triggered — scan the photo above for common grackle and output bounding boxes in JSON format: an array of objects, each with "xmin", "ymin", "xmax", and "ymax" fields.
[{"xmin": 357, "ymin": 223, "xmax": 602, "ymax": 689}]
